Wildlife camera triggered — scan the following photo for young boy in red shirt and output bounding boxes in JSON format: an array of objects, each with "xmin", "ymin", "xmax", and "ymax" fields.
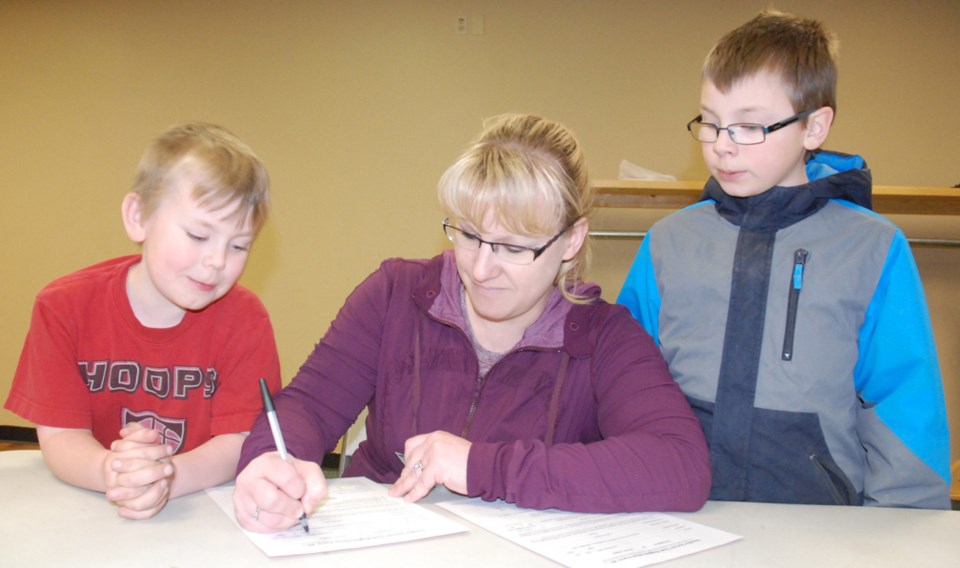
[{"xmin": 6, "ymin": 122, "xmax": 282, "ymax": 519}]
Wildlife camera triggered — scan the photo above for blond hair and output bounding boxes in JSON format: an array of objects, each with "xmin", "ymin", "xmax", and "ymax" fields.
[
  {"xmin": 131, "ymin": 122, "xmax": 270, "ymax": 231},
  {"xmin": 704, "ymin": 10, "xmax": 839, "ymax": 115},
  {"xmin": 438, "ymin": 114, "xmax": 593, "ymax": 303}
]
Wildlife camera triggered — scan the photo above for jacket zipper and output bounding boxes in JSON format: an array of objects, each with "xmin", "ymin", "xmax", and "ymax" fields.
[
  {"xmin": 459, "ymin": 347, "xmax": 534, "ymax": 437},
  {"xmin": 460, "ymin": 370, "xmax": 485, "ymax": 438},
  {"xmin": 781, "ymin": 249, "xmax": 809, "ymax": 361}
]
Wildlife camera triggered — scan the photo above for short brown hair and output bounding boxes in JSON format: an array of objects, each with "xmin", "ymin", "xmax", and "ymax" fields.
[
  {"xmin": 703, "ymin": 10, "xmax": 839, "ymax": 114},
  {"xmin": 437, "ymin": 113, "xmax": 593, "ymax": 303},
  {"xmin": 131, "ymin": 122, "xmax": 270, "ymax": 231}
]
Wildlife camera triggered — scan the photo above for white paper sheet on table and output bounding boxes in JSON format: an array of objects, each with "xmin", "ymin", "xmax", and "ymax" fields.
[
  {"xmin": 436, "ymin": 499, "xmax": 741, "ymax": 568},
  {"xmin": 206, "ymin": 477, "xmax": 467, "ymax": 557}
]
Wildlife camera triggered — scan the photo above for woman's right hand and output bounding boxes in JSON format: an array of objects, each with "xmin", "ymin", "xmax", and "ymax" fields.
[{"xmin": 233, "ymin": 452, "xmax": 327, "ymax": 533}]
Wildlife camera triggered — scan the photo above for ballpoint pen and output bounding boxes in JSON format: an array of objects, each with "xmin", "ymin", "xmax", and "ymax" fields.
[{"xmin": 259, "ymin": 378, "xmax": 310, "ymax": 534}]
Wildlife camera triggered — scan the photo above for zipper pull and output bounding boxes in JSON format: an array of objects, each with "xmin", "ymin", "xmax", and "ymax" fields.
[
  {"xmin": 782, "ymin": 249, "xmax": 809, "ymax": 361},
  {"xmin": 792, "ymin": 249, "xmax": 809, "ymax": 290}
]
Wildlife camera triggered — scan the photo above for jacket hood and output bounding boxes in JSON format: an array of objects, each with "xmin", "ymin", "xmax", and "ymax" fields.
[{"xmin": 700, "ymin": 150, "xmax": 872, "ymax": 231}]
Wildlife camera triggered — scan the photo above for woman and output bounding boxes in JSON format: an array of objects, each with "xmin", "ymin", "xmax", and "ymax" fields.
[{"xmin": 233, "ymin": 114, "xmax": 710, "ymax": 532}]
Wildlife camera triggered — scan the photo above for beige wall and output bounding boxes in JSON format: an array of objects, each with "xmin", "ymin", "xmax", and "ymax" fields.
[{"xmin": 2, "ymin": 1, "xmax": 958, "ymax": 468}]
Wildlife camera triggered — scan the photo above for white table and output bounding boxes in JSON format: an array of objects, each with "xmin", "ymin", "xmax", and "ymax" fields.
[{"xmin": 2, "ymin": 450, "xmax": 958, "ymax": 567}]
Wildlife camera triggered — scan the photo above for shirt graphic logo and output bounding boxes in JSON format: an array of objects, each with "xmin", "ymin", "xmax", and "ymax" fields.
[{"xmin": 121, "ymin": 408, "xmax": 186, "ymax": 454}]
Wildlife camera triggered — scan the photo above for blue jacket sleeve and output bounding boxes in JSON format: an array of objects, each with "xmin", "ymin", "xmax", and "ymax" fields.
[
  {"xmin": 616, "ymin": 233, "xmax": 662, "ymax": 344},
  {"xmin": 854, "ymin": 229, "xmax": 951, "ymax": 507}
]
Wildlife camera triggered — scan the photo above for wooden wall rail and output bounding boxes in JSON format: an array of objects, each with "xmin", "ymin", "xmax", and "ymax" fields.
[{"xmin": 593, "ymin": 180, "xmax": 960, "ymax": 216}]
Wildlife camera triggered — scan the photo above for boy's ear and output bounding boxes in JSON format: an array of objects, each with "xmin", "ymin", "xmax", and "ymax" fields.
[
  {"xmin": 803, "ymin": 106, "xmax": 835, "ymax": 151},
  {"xmin": 121, "ymin": 193, "xmax": 147, "ymax": 244}
]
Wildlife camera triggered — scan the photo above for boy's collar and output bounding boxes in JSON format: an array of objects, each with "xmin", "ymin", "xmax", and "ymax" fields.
[{"xmin": 700, "ymin": 152, "xmax": 872, "ymax": 230}]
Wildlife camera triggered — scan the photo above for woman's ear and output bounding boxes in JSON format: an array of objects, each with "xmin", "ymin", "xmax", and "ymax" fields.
[
  {"xmin": 803, "ymin": 106, "xmax": 835, "ymax": 151},
  {"xmin": 562, "ymin": 217, "xmax": 589, "ymax": 262},
  {"xmin": 121, "ymin": 193, "xmax": 147, "ymax": 244}
]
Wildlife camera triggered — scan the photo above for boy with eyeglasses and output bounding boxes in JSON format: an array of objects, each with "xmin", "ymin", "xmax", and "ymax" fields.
[{"xmin": 618, "ymin": 10, "xmax": 950, "ymax": 508}]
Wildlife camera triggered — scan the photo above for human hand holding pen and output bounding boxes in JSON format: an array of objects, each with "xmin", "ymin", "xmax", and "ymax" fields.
[
  {"xmin": 258, "ymin": 378, "xmax": 311, "ymax": 533},
  {"xmin": 234, "ymin": 451, "xmax": 327, "ymax": 533},
  {"xmin": 232, "ymin": 379, "xmax": 326, "ymax": 533}
]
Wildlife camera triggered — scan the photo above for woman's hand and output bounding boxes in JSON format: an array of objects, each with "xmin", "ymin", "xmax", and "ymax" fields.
[
  {"xmin": 233, "ymin": 452, "xmax": 327, "ymax": 533},
  {"xmin": 388, "ymin": 431, "xmax": 471, "ymax": 502}
]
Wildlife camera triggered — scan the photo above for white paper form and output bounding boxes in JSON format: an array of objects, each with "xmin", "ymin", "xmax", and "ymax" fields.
[
  {"xmin": 437, "ymin": 499, "xmax": 740, "ymax": 567},
  {"xmin": 206, "ymin": 477, "xmax": 467, "ymax": 557}
]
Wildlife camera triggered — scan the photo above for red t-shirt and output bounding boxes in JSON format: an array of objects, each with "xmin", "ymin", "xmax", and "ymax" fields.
[{"xmin": 5, "ymin": 255, "xmax": 282, "ymax": 453}]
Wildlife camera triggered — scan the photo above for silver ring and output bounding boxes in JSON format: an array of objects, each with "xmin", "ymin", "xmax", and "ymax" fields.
[
  {"xmin": 414, "ymin": 461, "xmax": 423, "ymax": 473},
  {"xmin": 253, "ymin": 506, "xmax": 260, "ymax": 520}
]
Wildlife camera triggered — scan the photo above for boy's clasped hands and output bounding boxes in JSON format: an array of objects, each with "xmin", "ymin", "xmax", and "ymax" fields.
[{"xmin": 104, "ymin": 422, "xmax": 175, "ymax": 520}]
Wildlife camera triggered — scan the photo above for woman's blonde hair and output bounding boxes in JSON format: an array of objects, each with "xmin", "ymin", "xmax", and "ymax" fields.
[
  {"xmin": 131, "ymin": 122, "xmax": 270, "ymax": 231},
  {"xmin": 438, "ymin": 113, "xmax": 593, "ymax": 303}
]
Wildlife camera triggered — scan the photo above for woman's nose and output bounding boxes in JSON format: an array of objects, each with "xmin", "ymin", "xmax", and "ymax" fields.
[{"xmin": 470, "ymin": 242, "xmax": 500, "ymax": 280}]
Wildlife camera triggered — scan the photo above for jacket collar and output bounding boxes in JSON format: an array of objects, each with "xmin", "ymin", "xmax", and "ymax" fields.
[{"xmin": 700, "ymin": 150, "xmax": 872, "ymax": 231}]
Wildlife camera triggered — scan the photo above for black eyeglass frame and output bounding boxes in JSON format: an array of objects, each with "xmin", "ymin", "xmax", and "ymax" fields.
[
  {"xmin": 442, "ymin": 218, "xmax": 572, "ymax": 264},
  {"xmin": 686, "ymin": 109, "xmax": 816, "ymax": 145}
]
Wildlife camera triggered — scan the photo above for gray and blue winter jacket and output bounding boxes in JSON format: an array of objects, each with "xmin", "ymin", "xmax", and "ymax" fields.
[{"xmin": 617, "ymin": 151, "xmax": 950, "ymax": 509}]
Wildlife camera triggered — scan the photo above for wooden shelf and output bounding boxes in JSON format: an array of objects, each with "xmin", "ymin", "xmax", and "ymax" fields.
[{"xmin": 593, "ymin": 180, "xmax": 960, "ymax": 216}]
